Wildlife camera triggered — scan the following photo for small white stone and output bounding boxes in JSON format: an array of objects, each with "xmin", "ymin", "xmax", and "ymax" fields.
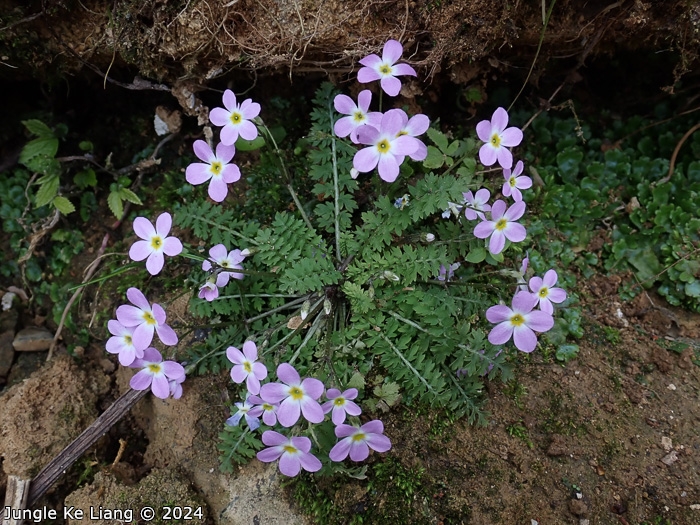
[
  {"xmin": 662, "ymin": 436, "xmax": 673, "ymax": 451},
  {"xmin": 690, "ymin": 504, "xmax": 700, "ymax": 510},
  {"xmin": 667, "ymin": 383, "xmax": 677, "ymax": 390}
]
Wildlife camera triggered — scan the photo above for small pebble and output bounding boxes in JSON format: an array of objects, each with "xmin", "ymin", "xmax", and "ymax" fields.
[{"xmin": 667, "ymin": 383, "xmax": 676, "ymax": 390}]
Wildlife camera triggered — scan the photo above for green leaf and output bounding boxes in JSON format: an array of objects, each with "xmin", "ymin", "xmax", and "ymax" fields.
[
  {"xmin": 119, "ymin": 187, "xmax": 143, "ymax": 205},
  {"xmin": 35, "ymin": 174, "xmax": 60, "ymax": 207},
  {"xmin": 74, "ymin": 168, "xmax": 97, "ymax": 189},
  {"xmin": 346, "ymin": 372, "xmax": 365, "ymax": 390},
  {"xmin": 556, "ymin": 344, "xmax": 579, "ymax": 362},
  {"xmin": 78, "ymin": 140, "xmax": 93, "ymax": 152},
  {"xmin": 19, "ymin": 137, "xmax": 59, "ymax": 166},
  {"xmin": 373, "ymin": 382, "xmax": 401, "ymax": 407},
  {"xmin": 465, "ymin": 247, "xmax": 487, "ymax": 264},
  {"xmin": 236, "ymin": 136, "xmax": 266, "ymax": 152},
  {"xmin": 52, "ymin": 196, "xmax": 75, "ymax": 214},
  {"xmin": 107, "ymin": 191, "xmax": 123, "ymax": 219},
  {"xmin": 423, "ymin": 146, "xmax": 444, "ymax": 169},
  {"xmin": 685, "ymin": 280, "xmax": 700, "ymax": 298},
  {"xmin": 556, "ymin": 147, "xmax": 583, "ymax": 182},
  {"xmin": 427, "ymin": 127, "xmax": 448, "ymax": 152},
  {"xmin": 22, "ymin": 119, "xmax": 54, "ymax": 138}
]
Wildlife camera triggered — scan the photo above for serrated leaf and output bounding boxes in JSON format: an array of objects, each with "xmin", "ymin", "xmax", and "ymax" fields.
[
  {"xmin": 427, "ymin": 127, "xmax": 448, "ymax": 151},
  {"xmin": 107, "ymin": 191, "xmax": 123, "ymax": 219},
  {"xmin": 465, "ymin": 247, "xmax": 487, "ymax": 263},
  {"xmin": 74, "ymin": 168, "xmax": 97, "ymax": 189},
  {"xmin": 445, "ymin": 140, "xmax": 460, "ymax": 156},
  {"xmin": 346, "ymin": 372, "xmax": 365, "ymax": 390},
  {"xmin": 423, "ymin": 146, "xmax": 444, "ymax": 169},
  {"xmin": 119, "ymin": 187, "xmax": 143, "ymax": 205},
  {"xmin": 22, "ymin": 119, "xmax": 54, "ymax": 138},
  {"xmin": 52, "ymin": 196, "xmax": 75, "ymax": 214},
  {"xmin": 556, "ymin": 344, "xmax": 579, "ymax": 362},
  {"xmin": 373, "ymin": 382, "xmax": 401, "ymax": 406},
  {"xmin": 19, "ymin": 137, "xmax": 59, "ymax": 166},
  {"xmin": 35, "ymin": 174, "xmax": 59, "ymax": 207}
]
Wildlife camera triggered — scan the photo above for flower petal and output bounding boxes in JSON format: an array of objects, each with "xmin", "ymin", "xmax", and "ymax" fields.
[
  {"xmin": 193, "ymin": 140, "xmax": 215, "ymax": 163},
  {"xmin": 133, "ymin": 217, "xmax": 155, "ymax": 240},
  {"xmin": 512, "ymin": 325, "xmax": 538, "ymax": 353},
  {"xmin": 488, "ymin": 322, "xmax": 514, "ymax": 345},
  {"xmin": 382, "ymin": 39, "xmax": 403, "ymax": 64},
  {"xmin": 129, "ymin": 240, "xmax": 152, "ymax": 262},
  {"xmin": 145, "ymin": 252, "xmax": 164, "ymax": 275}
]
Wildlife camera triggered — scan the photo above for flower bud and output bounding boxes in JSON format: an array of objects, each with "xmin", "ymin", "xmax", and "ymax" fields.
[
  {"xmin": 422, "ymin": 233, "xmax": 435, "ymax": 243},
  {"xmin": 323, "ymin": 299, "xmax": 332, "ymax": 315},
  {"xmin": 350, "ymin": 168, "xmax": 359, "ymax": 179},
  {"xmin": 240, "ymin": 247, "xmax": 258, "ymax": 257},
  {"xmin": 382, "ymin": 271, "xmax": 400, "ymax": 282}
]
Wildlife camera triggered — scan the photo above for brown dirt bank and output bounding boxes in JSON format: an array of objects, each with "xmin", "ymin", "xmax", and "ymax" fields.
[{"xmin": 1, "ymin": 0, "xmax": 699, "ymax": 88}]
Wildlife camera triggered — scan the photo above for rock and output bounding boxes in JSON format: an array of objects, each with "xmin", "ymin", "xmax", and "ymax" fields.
[
  {"xmin": 568, "ymin": 499, "xmax": 589, "ymax": 517},
  {"xmin": 661, "ymin": 450, "xmax": 679, "ymax": 466},
  {"xmin": 0, "ymin": 309, "xmax": 18, "ymax": 332},
  {"xmin": 0, "ymin": 330, "xmax": 15, "ymax": 378},
  {"xmin": 662, "ymin": 436, "xmax": 673, "ymax": 451},
  {"xmin": 12, "ymin": 326, "xmax": 53, "ymax": 351}
]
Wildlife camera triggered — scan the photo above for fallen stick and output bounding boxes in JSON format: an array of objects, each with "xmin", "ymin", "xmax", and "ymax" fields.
[{"xmin": 0, "ymin": 388, "xmax": 147, "ymax": 522}]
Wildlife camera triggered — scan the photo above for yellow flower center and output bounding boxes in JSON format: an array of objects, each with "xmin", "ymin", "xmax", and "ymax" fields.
[
  {"xmin": 538, "ymin": 287, "xmax": 549, "ymax": 298},
  {"xmin": 243, "ymin": 361, "xmax": 252, "ymax": 373},
  {"xmin": 262, "ymin": 403, "xmax": 273, "ymax": 411},
  {"xmin": 142, "ymin": 311, "xmax": 157, "ymax": 325},
  {"xmin": 508, "ymin": 176, "xmax": 516, "ymax": 187},
  {"xmin": 376, "ymin": 138, "xmax": 391, "ymax": 154},
  {"xmin": 333, "ymin": 397, "xmax": 346, "ymax": 407},
  {"xmin": 230, "ymin": 112, "xmax": 242, "ymax": 124},
  {"xmin": 210, "ymin": 161, "xmax": 223, "ymax": 176},
  {"xmin": 351, "ymin": 432, "xmax": 366, "ymax": 442},
  {"xmin": 283, "ymin": 444, "xmax": 297, "ymax": 454},
  {"xmin": 221, "ymin": 261, "xmax": 230, "ymax": 268},
  {"xmin": 490, "ymin": 133, "xmax": 501, "ymax": 148},
  {"xmin": 495, "ymin": 218, "xmax": 508, "ymax": 231},
  {"xmin": 124, "ymin": 335, "xmax": 133, "ymax": 345},
  {"xmin": 147, "ymin": 363, "xmax": 162, "ymax": 374},
  {"xmin": 353, "ymin": 110, "xmax": 365, "ymax": 123},
  {"xmin": 150, "ymin": 236, "xmax": 163, "ymax": 250},
  {"xmin": 379, "ymin": 64, "xmax": 392, "ymax": 75},
  {"xmin": 289, "ymin": 386, "xmax": 304, "ymax": 401},
  {"xmin": 510, "ymin": 313, "xmax": 525, "ymax": 327}
]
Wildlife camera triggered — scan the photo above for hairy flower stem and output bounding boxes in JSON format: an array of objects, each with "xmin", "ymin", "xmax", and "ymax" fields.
[
  {"xmin": 244, "ymin": 296, "xmax": 310, "ymax": 324},
  {"xmin": 66, "ymin": 261, "xmax": 139, "ymax": 292},
  {"xmin": 329, "ymin": 101, "xmax": 342, "ymax": 262},
  {"xmin": 263, "ymin": 298, "xmax": 324, "ymax": 357},
  {"xmin": 258, "ymin": 119, "xmax": 315, "ymax": 233}
]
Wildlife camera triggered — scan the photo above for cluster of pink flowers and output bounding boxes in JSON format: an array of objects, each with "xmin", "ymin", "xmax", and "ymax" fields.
[
  {"xmin": 224, "ymin": 342, "xmax": 391, "ymax": 476},
  {"xmin": 333, "ymin": 40, "xmax": 428, "ymax": 183},
  {"xmin": 197, "ymin": 244, "xmax": 246, "ymax": 302},
  {"xmin": 486, "ymin": 268, "xmax": 567, "ymax": 353},
  {"xmin": 185, "ymin": 89, "xmax": 261, "ymax": 202},
  {"xmin": 106, "ymin": 287, "xmax": 185, "ymax": 398}
]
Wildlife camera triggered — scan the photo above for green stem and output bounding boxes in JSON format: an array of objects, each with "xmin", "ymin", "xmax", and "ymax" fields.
[
  {"xmin": 66, "ymin": 262, "xmax": 139, "ymax": 292},
  {"xmin": 379, "ymin": 333, "xmax": 437, "ymax": 396},
  {"xmin": 245, "ymin": 296, "xmax": 309, "ymax": 324},
  {"xmin": 509, "ymin": 0, "xmax": 557, "ymax": 111},
  {"xmin": 288, "ymin": 310, "xmax": 325, "ymax": 366},
  {"xmin": 263, "ymin": 298, "xmax": 324, "ymax": 357},
  {"xmin": 286, "ymin": 183, "xmax": 315, "ymax": 233},
  {"xmin": 387, "ymin": 310, "xmax": 430, "ymax": 334},
  {"xmin": 329, "ymin": 101, "xmax": 342, "ymax": 262}
]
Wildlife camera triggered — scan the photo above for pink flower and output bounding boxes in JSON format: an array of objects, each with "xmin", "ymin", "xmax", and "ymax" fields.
[
  {"xmin": 226, "ymin": 397, "xmax": 263, "ymax": 431},
  {"xmin": 169, "ymin": 375, "xmax": 185, "ymax": 399},
  {"xmin": 333, "ymin": 91, "xmax": 382, "ymax": 143},
  {"xmin": 486, "ymin": 292, "xmax": 554, "ymax": 353},
  {"xmin": 322, "ymin": 388, "xmax": 362, "ymax": 425},
  {"xmin": 198, "ymin": 280, "xmax": 219, "ymax": 302},
  {"xmin": 528, "ymin": 269, "xmax": 567, "ymax": 315},
  {"xmin": 129, "ymin": 347, "xmax": 186, "ymax": 399},
  {"xmin": 185, "ymin": 140, "xmax": 241, "ymax": 202},
  {"xmin": 353, "ymin": 109, "xmax": 421, "ymax": 182},
  {"xmin": 473, "ymin": 199, "xmax": 526, "ymax": 255},
  {"xmin": 395, "ymin": 110, "xmax": 429, "ymax": 161},
  {"xmin": 358, "ymin": 39, "xmax": 417, "ymax": 97},
  {"xmin": 226, "ymin": 340, "xmax": 268, "ymax": 395},
  {"xmin": 116, "ymin": 287, "xmax": 178, "ymax": 350},
  {"xmin": 128, "ymin": 212, "xmax": 182, "ymax": 275},
  {"xmin": 476, "ymin": 107, "xmax": 523, "ymax": 169},
  {"xmin": 106, "ymin": 320, "xmax": 143, "ymax": 366},
  {"xmin": 517, "ymin": 253, "xmax": 530, "ymax": 292},
  {"xmin": 248, "ymin": 394, "xmax": 279, "ymax": 426},
  {"xmin": 256, "ymin": 431, "xmax": 322, "ymax": 477},
  {"xmin": 259, "ymin": 363, "xmax": 324, "ymax": 427},
  {"xmin": 329, "ymin": 420, "xmax": 392, "ymax": 462},
  {"xmin": 202, "ymin": 244, "xmax": 245, "ymax": 287},
  {"xmin": 209, "ymin": 90, "xmax": 261, "ymax": 146},
  {"xmin": 502, "ymin": 160, "xmax": 532, "ymax": 202},
  {"xmin": 463, "ymin": 189, "xmax": 491, "ymax": 221},
  {"xmin": 437, "ymin": 262, "xmax": 460, "ymax": 282}
]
